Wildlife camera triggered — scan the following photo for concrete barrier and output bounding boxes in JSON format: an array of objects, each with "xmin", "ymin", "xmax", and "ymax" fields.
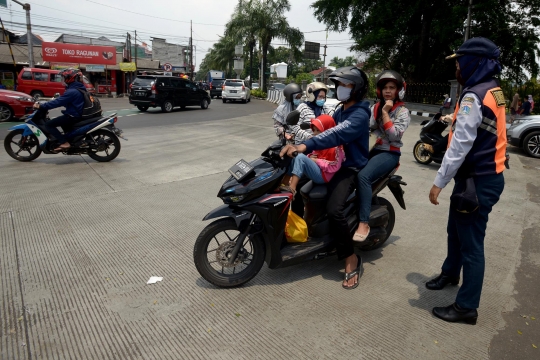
[{"xmin": 266, "ymin": 89, "xmax": 284, "ymax": 104}]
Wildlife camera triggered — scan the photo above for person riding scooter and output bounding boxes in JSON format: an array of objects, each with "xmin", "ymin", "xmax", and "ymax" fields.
[
  {"xmin": 33, "ymin": 68, "xmax": 91, "ymax": 152},
  {"xmin": 273, "ymin": 83, "xmax": 303, "ymax": 140}
]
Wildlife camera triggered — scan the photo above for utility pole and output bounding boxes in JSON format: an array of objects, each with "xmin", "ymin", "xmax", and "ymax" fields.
[
  {"xmin": 12, "ymin": 0, "xmax": 33, "ymax": 67},
  {"xmin": 190, "ymin": 20, "xmax": 193, "ymax": 81},
  {"xmin": 322, "ymin": 45, "xmax": 327, "ymax": 83},
  {"xmin": 134, "ymin": 30, "xmax": 138, "ymax": 74},
  {"xmin": 464, "ymin": 0, "xmax": 473, "ymax": 41}
]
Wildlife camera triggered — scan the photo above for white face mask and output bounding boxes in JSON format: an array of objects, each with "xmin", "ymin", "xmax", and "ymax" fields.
[{"xmin": 337, "ymin": 86, "xmax": 352, "ymax": 102}]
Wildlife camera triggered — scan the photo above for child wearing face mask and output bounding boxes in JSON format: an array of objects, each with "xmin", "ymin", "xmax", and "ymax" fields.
[
  {"xmin": 281, "ymin": 114, "xmax": 346, "ymax": 197},
  {"xmin": 291, "ymin": 82, "xmax": 336, "ymax": 144}
]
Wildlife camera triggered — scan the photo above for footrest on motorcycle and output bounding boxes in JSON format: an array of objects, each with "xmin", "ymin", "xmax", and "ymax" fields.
[
  {"xmin": 281, "ymin": 235, "xmax": 333, "ymax": 262},
  {"xmin": 353, "ymin": 226, "xmax": 388, "ymax": 250},
  {"xmin": 368, "ymin": 205, "xmax": 389, "ymax": 228}
]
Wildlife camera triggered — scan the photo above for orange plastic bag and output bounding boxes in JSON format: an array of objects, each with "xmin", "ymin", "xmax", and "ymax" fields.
[{"xmin": 285, "ymin": 210, "xmax": 308, "ymax": 243}]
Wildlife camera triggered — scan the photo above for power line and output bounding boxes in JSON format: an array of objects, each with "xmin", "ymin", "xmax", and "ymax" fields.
[{"xmin": 83, "ymin": 0, "xmax": 225, "ymax": 27}]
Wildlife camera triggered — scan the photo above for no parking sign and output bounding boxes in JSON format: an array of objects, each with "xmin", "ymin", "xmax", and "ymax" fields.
[{"xmin": 162, "ymin": 63, "xmax": 173, "ymax": 72}]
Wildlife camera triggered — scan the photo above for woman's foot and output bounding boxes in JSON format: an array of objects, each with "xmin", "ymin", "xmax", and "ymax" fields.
[
  {"xmin": 353, "ymin": 223, "xmax": 370, "ymax": 242},
  {"xmin": 342, "ymin": 254, "xmax": 362, "ymax": 289},
  {"xmin": 54, "ymin": 142, "xmax": 71, "ymax": 152}
]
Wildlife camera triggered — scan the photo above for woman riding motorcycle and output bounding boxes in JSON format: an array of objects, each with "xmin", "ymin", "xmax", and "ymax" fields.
[
  {"xmin": 280, "ymin": 66, "xmax": 371, "ymax": 289},
  {"xmin": 272, "ymin": 83, "xmax": 303, "ymax": 140},
  {"xmin": 290, "ymin": 82, "xmax": 336, "ymax": 144}
]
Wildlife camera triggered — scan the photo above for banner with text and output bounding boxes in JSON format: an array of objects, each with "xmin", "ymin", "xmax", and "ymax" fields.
[{"xmin": 42, "ymin": 42, "xmax": 117, "ymax": 65}]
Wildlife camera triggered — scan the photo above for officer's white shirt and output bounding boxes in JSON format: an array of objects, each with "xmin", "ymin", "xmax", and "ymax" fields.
[{"xmin": 434, "ymin": 93, "xmax": 483, "ymax": 188}]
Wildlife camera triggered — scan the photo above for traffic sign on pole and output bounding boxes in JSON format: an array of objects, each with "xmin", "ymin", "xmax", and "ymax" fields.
[{"xmin": 163, "ymin": 63, "xmax": 173, "ymax": 72}]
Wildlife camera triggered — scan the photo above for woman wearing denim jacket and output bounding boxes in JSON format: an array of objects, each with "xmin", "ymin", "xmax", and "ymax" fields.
[{"xmin": 353, "ymin": 70, "xmax": 411, "ymax": 241}]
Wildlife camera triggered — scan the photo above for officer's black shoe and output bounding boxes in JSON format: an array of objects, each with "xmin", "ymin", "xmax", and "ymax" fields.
[
  {"xmin": 432, "ymin": 303, "xmax": 478, "ymax": 325},
  {"xmin": 425, "ymin": 272, "xmax": 459, "ymax": 290}
]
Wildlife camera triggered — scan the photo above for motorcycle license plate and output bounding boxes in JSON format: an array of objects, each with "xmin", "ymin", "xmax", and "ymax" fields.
[
  {"xmin": 228, "ymin": 159, "xmax": 254, "ymax": 182},
  {"xmin": 230, "ymin": 90, "xmax": 237, "ymax": 93},
  {"xmin": 135, "ymin": 91, "xmax": 146, "ymax": 96}
]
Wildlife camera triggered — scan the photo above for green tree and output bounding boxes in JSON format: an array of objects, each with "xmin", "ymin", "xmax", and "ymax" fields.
[
  {"xmin": 226, "ymin": 0, "xmax": 304, "ymax": 92},
  {"xmin": 328, "ymin": 55, "xmax": 358, "ymax": 68},
  {"xmin": 311, "ymin": 0, "xmax": 540, "ymax": 83}
]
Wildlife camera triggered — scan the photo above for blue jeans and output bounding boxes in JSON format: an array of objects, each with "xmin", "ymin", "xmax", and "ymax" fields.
[
  {"xmin": 442, "ymin": 173, "xmax": 504, "ymax": 309},
  {"xmin": 356, "ymin": 150, "xmax": 400, "ymax": 222},
  {"xmin": 43, "ymin": 114, "xmax": 76, "ymax": 144},
  {"xmin": 289, "ymin": 154, "xmax": 326, "ymax": 184}
]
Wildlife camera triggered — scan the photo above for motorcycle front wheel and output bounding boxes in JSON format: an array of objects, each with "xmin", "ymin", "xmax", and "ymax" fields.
[
  {"xmin": 4, "ymin": 129, "xmax": 42, "ymax": 162},
  {"xmin": 413, "ymin": 141, "xmax": 433, "ymax": 165},
  {"xmin": 86, "ymin": 129, "xmax": 121, "ymax": 162},
  {"xmin": 194, "ymin": 218, "xmax": 265, "ymax": 288}
]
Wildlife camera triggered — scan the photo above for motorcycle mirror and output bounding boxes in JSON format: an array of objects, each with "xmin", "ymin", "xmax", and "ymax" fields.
[
  {"xmin": 300, "ymin": 122, "xmax": 311, "ymax": 130},
  {"xmin": 285, "ymin": 110, "xmax": 300, "ymax": 126}
]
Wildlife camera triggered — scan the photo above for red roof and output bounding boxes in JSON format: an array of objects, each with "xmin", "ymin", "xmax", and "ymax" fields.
[{"xmin": 310, "ymin": 67, "xmax": 327, "ymax": 76}]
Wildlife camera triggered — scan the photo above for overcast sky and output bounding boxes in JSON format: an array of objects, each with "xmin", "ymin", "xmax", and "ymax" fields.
[{"xmin": 0, "ymin": 0, "xmax": 357, "ymax": 70}]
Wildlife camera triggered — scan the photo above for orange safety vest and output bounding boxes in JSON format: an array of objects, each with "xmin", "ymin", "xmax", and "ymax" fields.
[{"xmin": 448, "ymin": 79, "xmax": 507, "ymax": 177}]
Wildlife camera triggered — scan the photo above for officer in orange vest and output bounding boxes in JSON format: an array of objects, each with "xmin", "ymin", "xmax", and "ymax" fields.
[{"xmin": 427, "ymin": 37, "xmax": 507, "ymax": 325}]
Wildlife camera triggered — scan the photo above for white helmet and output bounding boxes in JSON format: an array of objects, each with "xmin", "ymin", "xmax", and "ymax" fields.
[{"xmin": 305, "ymin": 82, "xmax": 328, "ymax": 102}]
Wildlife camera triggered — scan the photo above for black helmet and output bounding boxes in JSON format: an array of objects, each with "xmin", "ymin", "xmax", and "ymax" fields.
[
  {"xmin": 328, "ymin": 66, "xmax": 369, "ymax": 100},
  {"xmin": 376, "ymin": 70, "xmax": 406, "ymax": 100},
  {"xmin": 283, "ymin": 83, "xmax": 302, "ymax": 103}
]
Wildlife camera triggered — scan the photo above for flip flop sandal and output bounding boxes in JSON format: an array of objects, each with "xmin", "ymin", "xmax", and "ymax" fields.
[{"xmin": 342, "ymin": 255, "xmax": 363, "ymax": 290}]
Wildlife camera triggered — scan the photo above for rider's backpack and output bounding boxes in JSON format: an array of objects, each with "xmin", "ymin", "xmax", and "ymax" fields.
[{"xmin": 77, "ymin": 89, "xmax": 102, "ymax": 119}]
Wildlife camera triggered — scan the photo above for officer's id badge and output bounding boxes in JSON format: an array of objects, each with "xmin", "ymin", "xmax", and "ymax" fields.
[
  {"xmin": 459, "ymin": 97, "xmax": 474, "ymax": 115},
  {"xmin": 490, "ymin": 89, "xmax": 506, "ymax": 107}
]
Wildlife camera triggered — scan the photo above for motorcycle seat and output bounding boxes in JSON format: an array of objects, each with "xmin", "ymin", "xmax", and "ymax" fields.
[{"xmin": 70, "ymin": 116, "xmax": 108, "ymax": 129}]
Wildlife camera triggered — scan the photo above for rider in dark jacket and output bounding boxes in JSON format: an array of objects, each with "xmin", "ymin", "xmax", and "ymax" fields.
[{"xmin": 33, "ymin": 68, "xmax": 86, "ymax": 152}]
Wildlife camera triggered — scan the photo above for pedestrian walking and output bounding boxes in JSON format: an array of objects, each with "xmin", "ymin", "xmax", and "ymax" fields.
[{"xmin": 427, "ymin": 37, "xmax": 507, "ymax": 325}]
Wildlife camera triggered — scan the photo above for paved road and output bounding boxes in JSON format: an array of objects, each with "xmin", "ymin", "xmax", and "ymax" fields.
[{"xmin": 1, "ymin": 99, "xmax": 538, "ymax": 359}]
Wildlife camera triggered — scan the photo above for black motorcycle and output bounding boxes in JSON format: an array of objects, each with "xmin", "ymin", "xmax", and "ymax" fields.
[
  {"xmin": 193, "ymin": 111, "xmax": 407, "ymax": 288},
  {"xmin": 413, "ymin": 112, "xmax": 449, "ymax": 165}
]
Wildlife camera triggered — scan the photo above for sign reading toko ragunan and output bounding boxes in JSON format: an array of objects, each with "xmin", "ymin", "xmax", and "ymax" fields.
[{"xmin": 42, "ymin": 42, "xmax": 117, "ymax": 65}]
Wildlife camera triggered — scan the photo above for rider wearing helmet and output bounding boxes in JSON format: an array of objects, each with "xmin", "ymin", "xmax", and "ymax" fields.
[
  {"xmin": 353, "ymin": 70, "xmax": 410, "ymax": 242},
  {"xmin": 33, "ymin": 68, "xmax": 88, "ymax": 152},
  {"xmin": 280, "ymin": 66, "xmax": 371, "ymax": 289},
  {"xmin": 272, "ymin": 83, "xmax": 303, "ymax": 139},
  {"xmin": 290, "ymin": 81, "xmax": 336, "ymax": 144}
]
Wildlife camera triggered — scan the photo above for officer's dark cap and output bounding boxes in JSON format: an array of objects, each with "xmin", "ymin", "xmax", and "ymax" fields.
[{"xmin": 445, "ymin": 37, "xmax": 500, "ymax": 60}]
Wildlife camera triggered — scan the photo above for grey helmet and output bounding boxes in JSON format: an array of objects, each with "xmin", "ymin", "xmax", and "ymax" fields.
[
  {"xmin": 283, "ymin": 83, "xmax": 302, "ymax": 103},
  {"xmin": 328, "ymin": 66, "xmax": 369, "ymax": 100}
]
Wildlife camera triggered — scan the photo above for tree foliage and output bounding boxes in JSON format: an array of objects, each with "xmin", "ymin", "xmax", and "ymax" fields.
[
  {"xmin": 311, "ymin": 0, "xmax": 540, "ymax": 83},
  {"xmin": 328, "ymin": 56, "xmax": 358, "ymax": 68}
]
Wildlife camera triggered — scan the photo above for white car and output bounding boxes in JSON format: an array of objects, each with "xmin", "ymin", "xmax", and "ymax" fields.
[
  {"xmin": 507, "ymin": 115, "xmax": 540, "ymax": 158},
  {"xmin": 222, "ymin": 79, "xmax": 251, "ymax": 103}
]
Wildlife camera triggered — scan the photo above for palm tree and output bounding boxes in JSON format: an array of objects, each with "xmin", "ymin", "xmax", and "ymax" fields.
[{"xmin": 226, "ymin": 0, "xmax": 303, "ymax": 92}]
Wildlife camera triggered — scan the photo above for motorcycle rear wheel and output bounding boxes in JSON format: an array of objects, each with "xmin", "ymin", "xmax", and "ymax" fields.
[
  {"xmin": 86, "ymin": 129, "xmax": 121, "ymax": 162},
  {"xmin": 358, "ymin": 197, "xmax": 395, "ymax": 251},
  {"xmin": 4, "ymin": 129, "xmax": 42, "ymax": 162},
  {"xmin": 194, "ymin": 218, "xmax": 265, "ymax": 288},
  {"xmin": 413, "ymin": 141, "xmax": 433, "ymax": 165}
]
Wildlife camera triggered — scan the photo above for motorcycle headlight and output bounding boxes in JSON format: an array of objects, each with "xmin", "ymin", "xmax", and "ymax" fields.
[{"xmin": 221, "ymin": 195, "xmax": 245, "ymax": 204}]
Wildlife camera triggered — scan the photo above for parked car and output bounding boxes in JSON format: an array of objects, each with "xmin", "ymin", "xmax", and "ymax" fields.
[
  {"xmin": 17, "ymin": 67, "xmax": 95, "ymax": 99},
  {"xmin": 209, "ymin": 79, "xmax": 225, "ymax": 98},
  {"xmin": 0, "ymin": 89, "xmax": 35, "ymax": 122},
  {"xmin": 222, "ymin": 79, "xmax": 251, "ymax": 103},
  {"xmin": 507, "ymin": 115, "xmax": 540, "ymax": 158},
  {"xmin": 129, "ymin": 75, "xmax": 211, "ymax": 112},
  {"xmin": 252, "ymin": 82, "xmax": 260, "ymax": 90}
]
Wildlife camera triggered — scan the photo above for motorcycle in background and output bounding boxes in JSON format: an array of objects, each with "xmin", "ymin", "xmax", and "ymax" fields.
[
  {"xmin": 3, "ymin": 107, "xmax": 126, "ymax": 162},
  {"xmin": 413, "ymin": 112, "xmax": 449, "ymax": 165}
]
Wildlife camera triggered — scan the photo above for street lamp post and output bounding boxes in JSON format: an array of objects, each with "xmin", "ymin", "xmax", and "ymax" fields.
[{"xmin": 12, "ymin": 0, "xmax": 34, "ymax": 67}]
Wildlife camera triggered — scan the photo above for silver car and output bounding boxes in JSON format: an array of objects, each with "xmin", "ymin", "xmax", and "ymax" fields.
[
  {"xmin": 222, "ymin": 79, "xmax": 251, "ymax": 103},
  {"xmin": 507, "ymin": 115, "xmax": 540, "ymax": 158}
]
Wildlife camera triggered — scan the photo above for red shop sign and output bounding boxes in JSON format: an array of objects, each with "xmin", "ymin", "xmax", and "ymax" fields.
[{"xmin": 42, "ymin": 42, "xmax": 117, "ymax": 65}]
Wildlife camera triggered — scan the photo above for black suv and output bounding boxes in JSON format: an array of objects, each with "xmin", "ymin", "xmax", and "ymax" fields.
[
  {"xmin": 129, "ymin": 76, "xmax": 211, "ymax": 112},
  {"xmin": 209, "ymin": 79, "xmax": 225, "ymax": 98}
]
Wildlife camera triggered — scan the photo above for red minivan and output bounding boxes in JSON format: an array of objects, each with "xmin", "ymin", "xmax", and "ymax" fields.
[{"xmin": 17, "ymin": 68, "xmax": 95, "ymax": 99}]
